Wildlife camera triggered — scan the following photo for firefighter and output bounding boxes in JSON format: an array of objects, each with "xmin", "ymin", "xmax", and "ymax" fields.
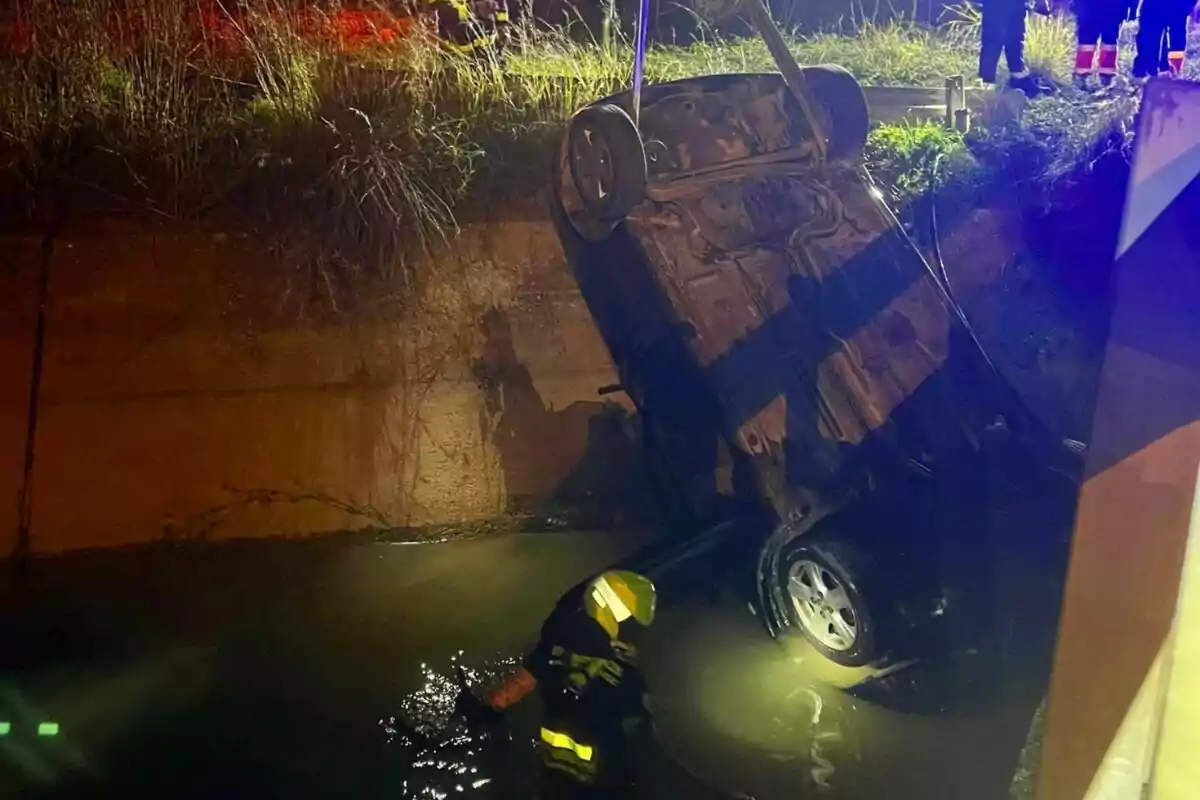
[
  {"xmin": 491, "ymin": 0, "xmax": 511, "ymax": 52},
  {"xmin": 1133, "ymin": 0, "xmax": 1192, "ymax": 77},
  {"xmin": 428, "ymin": 0, "xmax": 510, "ymax": 58},
  {"xmin": 1073, "ymin": 0, "xmax": 1126, "ymax": 88},
  {"xmin": 467, "ymin": 570, "xmax": 658, "ymax": 797},
  {"xmin": 978, "ymin": 0, "xmax": 1041, "ymax": 96}
]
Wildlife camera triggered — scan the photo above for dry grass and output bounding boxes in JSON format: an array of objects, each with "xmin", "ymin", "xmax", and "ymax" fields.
[
  {"xmin": 524, "ymin": 20, "xmax": 985, "ymax": 87},
  {"xmin": 0, "ymin": 0, "xmax": 1091, "ymax": 287},
  {"xmin": 941, "ymin": 2, "xmax": 1075, "ymax": 80}
]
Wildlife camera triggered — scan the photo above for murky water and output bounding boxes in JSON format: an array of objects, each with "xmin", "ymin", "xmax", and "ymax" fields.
[
  {"xmin": 0, "ymin": 529, "xmax": 1055, "ymax": 799},
  {"xmin": 381, "ymin": 655, "xmax": 522, "ymax": 799},
  {"xmin": 639, "ymin": 590, "xmax": 1051, "ymax": 800},
  {"xmin": 378, "ymin": 652, "xmax": 739, "ymax": 800},
  {"xmin": 377, "ymin": 592, "xmax": 1047, "ymax": 800}
]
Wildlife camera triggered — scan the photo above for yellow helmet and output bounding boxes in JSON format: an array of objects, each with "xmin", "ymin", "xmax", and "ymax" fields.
[{"xmin": 583, "ymin": 570, "xmax": 657, "ymax": 640}]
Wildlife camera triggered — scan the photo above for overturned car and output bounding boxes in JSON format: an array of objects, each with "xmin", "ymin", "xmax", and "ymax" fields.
[{"xmin": 549, "ymin": 25, "xmax": 1078, "ymax": 669}]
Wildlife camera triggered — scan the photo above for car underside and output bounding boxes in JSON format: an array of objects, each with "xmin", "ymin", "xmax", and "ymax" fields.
[{"xmin": 550, "ymin": 65, "xmax": 1079, "ymax": 668}]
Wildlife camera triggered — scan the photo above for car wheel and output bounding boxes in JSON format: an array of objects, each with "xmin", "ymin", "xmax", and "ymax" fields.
[
  {"xmin": 778, "ymin": 537, "xmax": 879, "ymax": 666},
  {"xmin": 802, "ymin": 65, "xmax": 870, "ymax": 162},
  {"xmin": 567, "ymin": 103, "xmax": 647, "ymax": 222}
]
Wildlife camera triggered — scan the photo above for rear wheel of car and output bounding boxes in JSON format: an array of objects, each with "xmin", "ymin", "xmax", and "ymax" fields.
[
  {"xmin": 802, "ymin": 65, "xmax": 871, "ymax": 162},
  {"xmin": 778, "ymin": 535, "xmax": 879, "ymax": 667},
  {"xmin": 567, "ymin": 103, "xmax": 647, "ymax": 222}
]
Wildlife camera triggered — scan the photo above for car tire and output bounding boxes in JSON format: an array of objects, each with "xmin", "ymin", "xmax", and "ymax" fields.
[
  {"xmin": 777, "ymin": 535, "xmax": 879, "ymax": 667},
  {"xmin": 802, "ymin": 65, "xmax": 871, "ymax": 162},
  {"xmin": 567, "ymin": 103, "xmax": 647, "ymax": 222}
]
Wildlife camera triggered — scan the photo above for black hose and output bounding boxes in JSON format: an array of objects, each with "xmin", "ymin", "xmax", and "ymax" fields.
[
  {"xmin": 927, "ymin": 152, "xmax": 955, "ymax": 304},
  {"xmin": 920, "ymin": 154, "xmax": 1074, "ymax": 463},
  {"xmin": 919, "ymin": 151, "xmax": 1003, "ymax": 379}
]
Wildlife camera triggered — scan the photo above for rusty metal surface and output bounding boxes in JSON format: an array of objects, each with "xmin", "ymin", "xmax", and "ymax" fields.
[
  {"xmin": 638, "ymin": 73, "xmax": 816, "ymax": 177},
  {"xmin": 557, "ymin": 73, "xmax": 817, "ymax": 242},
  {"xmin": 624, "ymin": 164, "xmax": 950, "ymax": 522},
  {"xmin": 557, "ymin": 73, "xmax": 958, "ymax": 523}
]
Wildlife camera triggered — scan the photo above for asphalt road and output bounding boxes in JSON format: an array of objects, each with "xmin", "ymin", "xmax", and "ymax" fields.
[{"xmin": 0, "ymin": 527, "xmax": 1055, "ymax": 800}]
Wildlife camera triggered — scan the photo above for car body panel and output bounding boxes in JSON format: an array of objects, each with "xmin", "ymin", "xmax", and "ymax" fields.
[
  {"xmin": 555, "ymin": 73, "xmax": 1005, "ymax": 526},
  {"xmin": 551, "ymin": 73, "xmax": 1070, "ymax": 666}
]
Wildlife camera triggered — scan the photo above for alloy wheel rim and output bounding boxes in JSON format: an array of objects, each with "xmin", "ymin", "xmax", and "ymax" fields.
[{"xmin": 787, "ymin": 558, "xmax": 858, "ymax": 652}]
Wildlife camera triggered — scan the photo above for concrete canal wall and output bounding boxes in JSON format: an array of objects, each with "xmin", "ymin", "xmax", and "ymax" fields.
[
  {"xmin": 0, "ymin": 214, "xmax": 644, "ymax": 555},
  {"xmin": 0, "ymin": 179, "xmax": 1112, "ymax": 557}
]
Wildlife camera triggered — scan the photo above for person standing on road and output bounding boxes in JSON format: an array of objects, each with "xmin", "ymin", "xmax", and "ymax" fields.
[
  {"xmin": 468, "ymin": 570, "xmax": 658, "ymax": 797},
  {"xmin": 1133, "ymin": 0, "xmax": 1192, "ymax": 77},
  {"xmin": 978, "ymin": 0, "xmax": 1043, "ymax": 96},
  {"xmin": 1073, "ymin": 0, "xmax": 1126, "ymax": 88}
]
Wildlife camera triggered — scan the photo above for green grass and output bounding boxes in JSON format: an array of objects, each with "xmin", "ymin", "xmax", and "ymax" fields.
[
  {"xmin": 517, "ymin": 21, "xmax": 984, "ymax": 88},
  {"xmin": 865, "ymin": 121, "xmax": 968, "ymax": 206},
  {"xmin": 0, "ymin": 0, "xmax": 1105, "ymax": 287}
]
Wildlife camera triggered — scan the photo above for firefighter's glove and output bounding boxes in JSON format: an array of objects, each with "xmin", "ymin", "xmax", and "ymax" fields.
[{"xmin": 612, "ymin": 640, "xmax": 638, "ymax": 663}]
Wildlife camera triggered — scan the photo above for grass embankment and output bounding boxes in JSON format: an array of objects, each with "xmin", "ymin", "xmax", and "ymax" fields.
[{"xmin": 0, "ymin": 0, "xmax": 1135, "ymax": 285}]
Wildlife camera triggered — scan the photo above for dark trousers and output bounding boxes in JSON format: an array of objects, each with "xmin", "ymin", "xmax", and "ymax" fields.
[
  {"xmin": 979, "ymin": 0, "xmax": 1028, "ymax": 83},
  {"xmin": 1134, "ymin": 0, "xmax": 1192, "ymax": 74},
  {"xmin": 1077, "ymin": 0, "xmax": 1124, "ymax": 44}
]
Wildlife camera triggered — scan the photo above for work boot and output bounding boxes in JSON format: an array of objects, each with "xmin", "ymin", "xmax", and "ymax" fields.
[
  {"xmin": 1167, "ymin": 51, "xmax": 1186, "ymax": 77},
  {"xmin": 1131, "ymin": 60, "xmax": 1154, "ymax": 80}
]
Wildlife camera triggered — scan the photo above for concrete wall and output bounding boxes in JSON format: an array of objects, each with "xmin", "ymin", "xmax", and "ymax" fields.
[
  {"xmin": 0, "ymin": 235, "xmax": 38, "ymax": 557},
  {"xmin": 0, "ymin": 216, "xmax": 635, "ymax": 555}
]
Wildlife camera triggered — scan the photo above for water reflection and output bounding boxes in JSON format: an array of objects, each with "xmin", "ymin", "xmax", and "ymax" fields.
[{"xmin": 382, "ymin": 653, "xmax": 524, "ymax": 799}]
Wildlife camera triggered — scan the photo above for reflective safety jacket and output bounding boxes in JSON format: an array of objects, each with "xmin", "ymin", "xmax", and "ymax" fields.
[
  {"xmin": 429, "ymin": 0, "xmax": 509, "ymax": 54},
  {"xmin": 523, "ymin": 586, "xmax": 649, "ymax": 788}
]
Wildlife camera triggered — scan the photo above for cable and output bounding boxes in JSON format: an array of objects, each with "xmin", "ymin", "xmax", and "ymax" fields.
[
  {"xmin": 927, "ymin": 152, "xmax": 955, "ymax": 304},
  {"xmin": 919, "ymin": 151, "xmax": 1073, "ymax": 463},
  {"xmin": 917, "ymin": 150, "xmax": 1002, "ymax": 378}
]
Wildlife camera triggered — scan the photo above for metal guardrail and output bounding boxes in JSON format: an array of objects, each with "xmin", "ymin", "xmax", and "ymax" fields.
[
  {"xmin": 863, "ymin": 78, "xmax": 983, "ymax": 130},
  {"xmin": 369, "ymin": 67, "xmax": 984, "ymax": 131},
  {"xmin": 496, "ymin": 72, "xmax": 983, "ymax": 130}
]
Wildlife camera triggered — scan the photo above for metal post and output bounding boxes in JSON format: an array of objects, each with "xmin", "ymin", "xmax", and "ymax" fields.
[
  {"xmin": 741, "ymin": 0, "xmax": 827, "ymax": 163},
  {"xmin": 601, "ymin": 0, "xmax": 617, "ymax": 58},
  {"xmin": 945, "ymin": 75, "xmax": 965, "ymax": 131},
  {"xmin": 631, "ymin": 0, "xmax": 651, "ymax": 126}
]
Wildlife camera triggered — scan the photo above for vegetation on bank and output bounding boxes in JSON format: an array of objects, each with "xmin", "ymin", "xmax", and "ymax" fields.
[{"xmin": 0, "ymin": 0, "xmax": 1138, "ymax": 285}]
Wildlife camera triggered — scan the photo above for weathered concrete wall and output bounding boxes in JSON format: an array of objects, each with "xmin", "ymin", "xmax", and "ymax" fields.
[
  {"xmin": 937, "ymin": 203, "xmax": 1109, "ymax": 444},
  {"xmin": 0, "ymin": 217, "xmax": 635, "ymax": 555},
  {"xmin": 0, "ymin": 236, "xmax": 38, "ymax": 557}
]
